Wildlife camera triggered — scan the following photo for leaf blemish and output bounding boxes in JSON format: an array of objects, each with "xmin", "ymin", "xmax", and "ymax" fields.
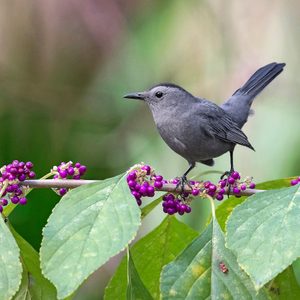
[{"xmin": 191, "ymin": 264, "xmax": 205, "ymax": 277}]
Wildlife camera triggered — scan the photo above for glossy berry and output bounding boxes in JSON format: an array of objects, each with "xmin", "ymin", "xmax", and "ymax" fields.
[{"xmin": 19, "ymin": 197, "xmax": 27, "ymax": 205}]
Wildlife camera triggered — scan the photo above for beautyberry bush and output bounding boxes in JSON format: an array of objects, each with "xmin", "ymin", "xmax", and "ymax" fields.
[{"xmin": 0, "ymin": 160, "xmax": 300, "ymax": 299}]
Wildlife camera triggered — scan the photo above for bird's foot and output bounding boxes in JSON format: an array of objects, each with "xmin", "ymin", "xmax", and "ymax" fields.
[
  {"xmin": 175, "ymin": 175, "xmax": 192, "ymax": 197},
  {"xmin": 220, "ymin": 170, "xmax": 240, "ymax": 197},
  {"xmin": 220, "ymin": 169, "xmax": 234, "ymax": 180}
]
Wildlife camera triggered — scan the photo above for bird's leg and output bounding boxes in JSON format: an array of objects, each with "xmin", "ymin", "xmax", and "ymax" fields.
[
  {"xmin": 176, "ymin": 162, "xmax": 195, "ymax": 193},
  {"xmin": 220, "ymin": 150, "xmax": 234, "ymax": 179},
  {"xmin": 220, "ymin": 151, "xmax": 234, "ymax": 197}
]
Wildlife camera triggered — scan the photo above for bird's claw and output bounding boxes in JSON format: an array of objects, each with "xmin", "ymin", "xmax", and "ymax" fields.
[
  {"xmin": 220, "ymin": 170, "xmax": 234, "ymax": 197},
  {"xmin": 175, "ymin": 176, "xmax": 192, "ymax": 196}
]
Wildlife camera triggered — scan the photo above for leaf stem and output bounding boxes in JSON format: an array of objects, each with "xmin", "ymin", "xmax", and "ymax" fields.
[{"xmin": 208, "ymin": 195, "xmax": 216, "ymax": 219}]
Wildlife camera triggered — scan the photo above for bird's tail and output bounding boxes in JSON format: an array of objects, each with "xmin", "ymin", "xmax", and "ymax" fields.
[
  {"xmin": 221, "ymin": 62, "xmax": 285, "ymax": 128},
  {"xmin": 234, "ymin": 62, "xmax": 285, "ymax": 98}
]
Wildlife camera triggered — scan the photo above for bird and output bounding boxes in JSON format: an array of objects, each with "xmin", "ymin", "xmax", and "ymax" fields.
[{"xmin": 124, "ymin": 62, "xmax": 285, "ymax": 185}]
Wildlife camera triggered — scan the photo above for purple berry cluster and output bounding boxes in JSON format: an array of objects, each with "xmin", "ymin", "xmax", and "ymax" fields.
[
  {"xmin": 0, "ymin": 160, "xmax": 35, "ymax": 213},
  {"xmin": 51, "ymin": 161, "xmax": 87, "ymax": 196},
  {"xmin": 194, "ymin": 171, "xmax": 256, "ymax": 201},
  {"xmin": 291, "ymin": 177, "xmax": 300, "ymax": 186},
  {"xmin": 127, "ymin": 164, "xmax": 256, "ymax": 216},
  {"xmin": 162, "ymin": 193, "xmax": 192, "ymax": 215},
  {"xmin": 127, "ymin": 164, "xmax": 162, "ymax": 206}
]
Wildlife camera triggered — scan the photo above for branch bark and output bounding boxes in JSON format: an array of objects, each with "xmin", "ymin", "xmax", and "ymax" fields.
[{"xmin": 20, "ymin": 179, "xmax": 264, "ymax": 196}]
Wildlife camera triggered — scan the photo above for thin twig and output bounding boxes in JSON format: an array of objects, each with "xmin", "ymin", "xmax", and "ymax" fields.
[{"xmin": 20, "ymin": 179, "xmax": 264, "ymax": 196}]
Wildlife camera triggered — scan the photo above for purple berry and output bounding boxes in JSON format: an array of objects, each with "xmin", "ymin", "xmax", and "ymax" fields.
[
  {"xmin": 136, "ymin": 199, "xmax": 142, "ymax": 206},
  {"xmin": 154, "ymin": 181, "xmax": 163, "ymax": 189},
  {"xmin": 166, "ymin": 194, "xmax": 175, "ymax": 201},
  {"xmin": 249, "ymin": 183, "xmax": 256, "ymax": 189},
  {"xmin": 127, "ymin": 180, "xmax": 136, "ymax": 189},
  {"xmin": 28, "ymin": 171, "xmax": 36, "ymax": 179},
  {"xmin": 78, "ymin": 166, "xmax": 87, "ymax": 175},
  {"xmin": 12, "ymin": 160, "xmax": 19, "ymax": 167},
  {"xmin": 15, "ymin": 189, "xmax": 23, "ymax": 196},
  {"xmin": 67, "ymin": 167, "xmax": 75, "ymax": 176},
  {"xmin": 219, "ymin": 180, "xmax": 226, "ymax": 188},
  {"xmin": 75, "ymin": 162, "xmax": 81, "ymax": 168},
  {"xmin": 147, "ymin": 186, "xmax": 155, "ymax": 197},
  {"xmin": 6, "ymin": 185, "xmax": 15, "ymax": 193},
  {"xmin": 231, "ymin": 171, "xmax": 240, "ymax": 180},
  {"xmin": 11, "ymin": 196, "xmax": 20, "ymax": 204},
  {"xmin": 216, "ymin": 194, "xmax": 224, "ymax": 201},
  {"xmin": 1, "ymin": 199, "xmax": 8, "ymax": 206},
  {"xmin": 218, "ymin": 188, "xmax": 225, "ymax": 195},
  {"xmin": 134, "ymin": 184, "xmax": 141, "ymax": 192},
  {"xmin": 240, "ymin": 184, "xmax": 247, "ymax": 191},
  {"xmin": 19, "ymin": 162, "xmax": 25, "ymax": 168},
  {"xmin": 192, "ymin": 189, "xmax": 199, "ymax": 196},
  {"xmin": 204, "ymin": 181, "xmax": 211, "ymax": 189},
  {"xmin": 10, "ymin": 167, "xmax": 17, "ymax": 174},
  {"xmin": 233, "ymin": 187, "xmax": 240, "ymax": 194},
  {"xmin": 0, "ymin": 205, "xmax": 2, "ymax": 213},
  {"xmin": 59, "ymin": 188, "xmax": 67, "ymax": 196},
  {"xmin": 73, "ymin": 175, "xmax": 81, "ymax": 180},
  {"xmin": 127, "ymin": 172, "xmax": 137, "ymax": 181},
  {"xmin": 228, "ymin": 177, "xmax": 235, "ymax": 184},
  {"xmin": 208, "ymin": 190, "xmax": 215, "ymax": 197},
  {"xmin": 162, "ymin": 201, "xmax": 168, "ymax": 208},
  {"xmin": 291, "ymin": 179, "xmax": 298, "ymax": 186},
  {"xmin": 209, "ymin": 184, "xmax": 217, "ymax": 192},
  {"xmin": 139, "ymin": 185, "xmax": 148, "ymax": 196},
  {"xmin": 18, "ymin": 174, "xmax": 26, "ymax": 181},
  {"xmin": 132, "ymin": 191, "xmax": 141, "ymax": 200},
  {"xmin": 155, "ymin": 175, "xmax": 163, "ymax": 182},
  {"xmin": 166, "ymin": 200, "xmax": 175, "ymax": 208},
  {"xmin": 59, "ymin": 170, "xmax": 67, "ymax": 178},
  {"xmin": 25, "ymin": 162, "xmax": 33, "ymax": 169},
  {"xmin": 142, "ymin": 165, "xmax": 151, "ymax": 175},
  {"xmin": 167, "ymin": 208, "xmax": 176, "ymax": 215},
  {"xmin": 8, "ymin": 174, "xmax": 16, "ymax": 181},
  {"xmin": 185, "ymin": 206, "xmax": 192, "ymax": 213},
  {"xmin": 19, "ymin": 197, "xmax": 27, "ymax": 205}
]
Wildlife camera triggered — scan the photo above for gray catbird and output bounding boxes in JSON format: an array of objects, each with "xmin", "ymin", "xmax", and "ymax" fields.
[{"xmin": 124, "ymin": 62, "xmax": 285, "ymax": 183}]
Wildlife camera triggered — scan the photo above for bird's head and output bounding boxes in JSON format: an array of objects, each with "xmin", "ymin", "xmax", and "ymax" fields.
[{"xmin": 124, "ymin": 83, "xmax": 194, "ymax": 110}]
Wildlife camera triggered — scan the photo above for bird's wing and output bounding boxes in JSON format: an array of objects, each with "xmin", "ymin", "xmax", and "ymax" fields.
[{"xmin": 199, "ymin": 101, "xmax": 255, "ymax": 150}]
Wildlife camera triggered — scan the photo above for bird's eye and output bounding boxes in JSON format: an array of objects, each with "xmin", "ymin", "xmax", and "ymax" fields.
[{"xmin": 155, "ymin": 91, "xmax": 163, "ymax": 98}]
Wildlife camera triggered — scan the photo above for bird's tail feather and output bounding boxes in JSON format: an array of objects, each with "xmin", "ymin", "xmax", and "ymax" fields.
[{"xmin": 234, "ymin": 62, "xmax": 285, "ymax": 98}]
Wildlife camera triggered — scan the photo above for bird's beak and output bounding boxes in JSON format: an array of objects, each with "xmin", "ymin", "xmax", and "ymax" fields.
[{"xmin": 123, "ymin": 92, "xmax": 146, "ymax": 101}]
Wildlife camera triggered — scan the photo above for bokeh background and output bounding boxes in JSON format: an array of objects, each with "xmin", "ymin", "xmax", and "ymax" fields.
[{"xmin": 0, "ymin": 0, "xmax": 299, "ymax": 298}]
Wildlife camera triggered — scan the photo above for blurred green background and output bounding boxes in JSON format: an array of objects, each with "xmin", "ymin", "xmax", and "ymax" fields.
[{"xmin": 0, "ymin": 0, "xmax": 299, "ymax": 298}]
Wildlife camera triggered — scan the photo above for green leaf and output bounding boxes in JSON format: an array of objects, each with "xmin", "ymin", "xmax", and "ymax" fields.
[
  {"xmin": 104, "ymin": 216, "xmax": 198, "ymax": 300},
  {"xmin": 267, "ymin": 266, "xmax": 300, "ymax": 299},
  {"xmin": 10, "ymin": 226, "xmax": 56, "ymax": 299},
  {"xmin": 216, "ymin": 177, "xmax": 295, "ymax": 231},
  {"xmin": 12, "ymin": 264, "xmax": 30, "ymax": 300},
  {"xmin": 126, "ymin": 249, "xmax": 153, "ymax": 300},
  {"xmin": 292, "ymin": 258, "xmax": 300, "ymax": 287},
  {"xmin": 226, "ymin": 185, "xmax": 300, "ymax": 289},
  {"xmin": 161, "ymin": 218, "xmax": 269, "ymax": 299},
  {"xmin": 40, "ymin": 174, "xmax": 141, "ymax": 299},
  {"xmin": 0, "ymin": 217, "xmax": 22, "ymax": 300},
  {"xmin": 141, "ymin": 195, "xmax": 164, "ymax": 219}
]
